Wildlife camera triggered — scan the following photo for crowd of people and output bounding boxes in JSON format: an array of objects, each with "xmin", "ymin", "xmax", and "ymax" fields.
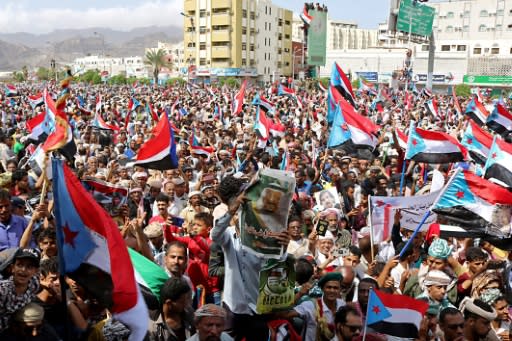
[{"xmin": 0, "ymin": 75, "xmax": 510, "ymax": 341}]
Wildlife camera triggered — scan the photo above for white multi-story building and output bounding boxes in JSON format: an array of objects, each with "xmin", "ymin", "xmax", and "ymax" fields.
[
  {"xmin": 291, "ymin": 15, "xmax": 377, "ymax": 50},
  {"xmin": 255, "ymin": 0, "xmax": 293, "ymax": 82},
  {"xmin": 72, "ymin": 55, "xmax": 148, "ymax": 78},
  {"xmin": 327, "ymin": 19, "xmax": 378, "ymax": 50},
  {"xmin": 322, "ymin": 0, "xmax": 512, "ymax": 88}
]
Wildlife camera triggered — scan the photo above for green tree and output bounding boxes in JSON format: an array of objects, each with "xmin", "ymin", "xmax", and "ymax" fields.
[
  {"xmin": 144, "ymin": 49, "xmax": 172, "ymax": 85},
  {"xmin": 79, "ymin": 70, "xmax": 101, "ymax": 84},
  {"xmin": 21, "ymin": 66, "xmax": 28, "ymax": 80},
  {"xmin": 13, "ymin": 71, "xmax": 25, "ymax": 82},
  {"xmin": 455, "ymin": 84, "xmax": 471, "ymax": 98},
  {"xmin": 36, "ymin": 67, "xmax": 51, "ymax": 81},
  {"xmin": 108, "ymin": 74, "xmax": 128, "ymax": 85}
]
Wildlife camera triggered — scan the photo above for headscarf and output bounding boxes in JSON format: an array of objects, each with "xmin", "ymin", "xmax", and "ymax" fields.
[
  {"xmin": 479, "ymin": 288, "xmax": 502, "ymax": 305},
  {"xmin": 471, "ymin": 270, "xmax": 501, "ymax": 299},
  {"xmin": 428, "ymin": 238, "xmax": 452, "ymax": 260},
  {"xmin": 423, "ymin": 270, "xmax": 452, "ymax": 287}
]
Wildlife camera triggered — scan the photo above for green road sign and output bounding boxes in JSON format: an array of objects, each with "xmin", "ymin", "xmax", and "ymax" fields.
[
  {"xmin": 307, "ymin": 9, "xmax": 327, "ymax": 67},
  {"xmin": 463, "ymin": 75, "xmax": 512, "ymax": 85},
  {"xmin": 396, "ymin": 0, "xmax": 435, "ymax": 37}
]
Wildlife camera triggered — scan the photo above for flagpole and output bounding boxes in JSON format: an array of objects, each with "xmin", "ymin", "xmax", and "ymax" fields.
[
  {"xmin": 399, "ymin": 121, "xmax": 415, "ymax": 195},
  {"xmin": 361, "ymin": 288, "xmax": 373, "ymax": 341},
  {"xmin": 398, "ymin": 167, "xmax": 462, "ymax": 258},
  {"xmin": 368, "ymin": 194, "xmax": 374, "ymax": 263}
]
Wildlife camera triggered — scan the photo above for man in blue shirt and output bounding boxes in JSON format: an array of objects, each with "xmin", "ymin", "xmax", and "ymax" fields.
[{"xmin": 0, "ymin": 189, "xmax": 28, "ymax": 251}]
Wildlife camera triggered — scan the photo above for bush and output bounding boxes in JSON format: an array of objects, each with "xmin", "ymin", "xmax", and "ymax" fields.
[
  {"xmin": 166, "ymin": 78, "xmax": 186, "ymax": 87},
  {"xmin": 455, "ymin": 84, "xmax": 471, "ymax": 98}
]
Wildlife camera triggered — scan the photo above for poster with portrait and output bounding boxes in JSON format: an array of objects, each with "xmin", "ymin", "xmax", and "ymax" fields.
[
  {"xmin": 240, "ymin": 169, "xmax": 296, "ymax": 257},
  {"xmin": 256, "ymin": 257, "xmax": 296, "ymax": 314},
  {"xmin": 314, "ymin": 187, "xmax": 341, "ymax": 211}
]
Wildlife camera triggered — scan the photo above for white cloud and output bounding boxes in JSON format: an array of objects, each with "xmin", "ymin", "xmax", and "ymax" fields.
[{"xmin": 0, "ymin": 1, "xmax": 183, "ymax": 34}]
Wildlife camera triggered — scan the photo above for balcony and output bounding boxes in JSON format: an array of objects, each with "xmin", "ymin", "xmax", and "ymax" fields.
[
  {"xmin": 212, "ymin": 30, "xmax": 230, "ymax": 41},
  {"xmin": 212, "ymin": 61, "xmax": 230, "ymax": 68},
  {"xmin": 212, "ymin": 46, "xmax": 230, "ymax": 58},
  {"xmin": 212, "ymin": 0, "xmax": 231, "ymax": 10},
  {"xmin": 184, "ymin": 0, "xmax": 195, "ymax": 12},
  {"xmin": 212, "ymin": 13, "xmax": 231, "ymax": 26}
]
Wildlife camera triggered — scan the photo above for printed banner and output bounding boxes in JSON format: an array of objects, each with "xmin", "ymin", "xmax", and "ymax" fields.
[
  {"xmin": 256, "ymin": 257, "xmax": 296, "ymax": 314},
  {"xmin": 240, "ymin": 169, "xmax": 296, "ymax": 257},
  {"xmin": 370, "ymin": 191, "xmax": 440, "ymax": 243}
]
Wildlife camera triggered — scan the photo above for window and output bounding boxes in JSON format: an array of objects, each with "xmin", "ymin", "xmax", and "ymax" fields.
[
  {"xmin": 497, "ymin": 9, "xmax": 504, "ymax": 16},
  {"xmin": 463, "ymin": 25, "xmax": 469, "ymax": 32},
  {"xmin": 200, "ymin": 10, "xmax": 206, "ymax": 17},
  {"xmin": 446, "ymin": 12, "xmax": 454, "ymax": 18},
  {"xmin": 285, "ymin": 20, "xmax": 290, "ymax": 25},
  {"xmin": 463, "ymin": 11, "xmax": 470, "ymax": 18},
  {"xmin": 278, "ymin": 33, "xmax": 282, "ymax": 40},
  {"xmin": 510, "ymin": 48, "xmax": 512, "ymax": 54},
  {"xmin": 269, "ymin": 23, "xmax": 271, "ymax": 30},
  {"xmin": 491, "ymin": 47, "xmax": 500, "ymax": 54},
  {"xmin": 421, "ymin": 45, "xmax": 429, "ymax": 51},
  {"xmin": 250, "ymin": 12, "xmax": 255, "ymax": 20},
  {"xmin": 269, "ymin": 7, "xmax": 271, "ymax": 15},
  {"xmin": 446, "ymin": 26, "xmax": 454, "ymax": 32},
  {"xmin": 457, "ymin": 45, "xmax": 466, "ymax": 51},
  {"xmin": 242, "ymin": 28, "xmax": 247, "ymax": 34},
  {"xmin": 441, "ymin": 45, "xmax": 450, "ymax": 51},
  {"xmin": 473, "ymin": 47, "xmax": 482, "ymax": 54},
  {"xmin": 265, "ymin": 6, "xmax": 267, "ymax": 15},
  {"xmin": 285, "ymin": 34, "xmax": 290, "ymax": 39},
  {"xmin": 250, "ymin": 44, "xmax": 254, "ymax": 51},
  {"xmin": 242, "ymin": 10, "xmax": 247, "ymax": 18},
  {"xmin": 480, "ymin": 10, "xmax": 488, "ymax": 17},
  {"xmin": 199, "ymin": 44, "xmax": 206, "ymax": 50},
  {"xmin": 479, "ymin": 24, "xmax": 487, "ymax": 32},
  {"xmin": 497, "ymin": 24, "xmax": 503, "ymax": 31},
  {"xmin": 242, "ymin": 59, "xmax": 246, "ymax": 66},
  {"xmin": 241, "ymin": 43, "xmax": 246, "ymax": 50}
]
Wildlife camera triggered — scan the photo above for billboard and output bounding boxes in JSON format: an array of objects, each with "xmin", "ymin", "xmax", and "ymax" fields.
[
  {"xmin": 396, "ymin": 0, "xmax": 435, "ymax": 37},
  {"xmin": 307, "ymin": 9, "xmax": 327, "ymax": 66}
]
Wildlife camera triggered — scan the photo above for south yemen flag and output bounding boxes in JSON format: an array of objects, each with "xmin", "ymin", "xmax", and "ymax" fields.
[
  {"xmin": 405, "ymin": 122, "xmax": 467, "ymax": 163},
  {"xmin": 367, "ymin": 289, "xmax": 428, "ymax": 339},
  {"xmin": 465, "ymin": 97, "xmax": 490, "ymax": 126},
  {"xmin": 461, "ymin": 120, "xmax": 493, "ymax": 165},
  {"xmin": 52, "ymin": 159, "xmax": 148, "ymax": 340},
  {"xmin": 483, "ymin": 137, "xmax": 512, "ymax": 189},
  {"xmin": 432, "ymin": 170, "xmax": 512, "ymax": 235}
]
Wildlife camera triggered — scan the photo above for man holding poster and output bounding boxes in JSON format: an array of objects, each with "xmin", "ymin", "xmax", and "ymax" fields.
[{"xmin": 211, "ymin": 173, "xmax": 295, "ymax": 341}]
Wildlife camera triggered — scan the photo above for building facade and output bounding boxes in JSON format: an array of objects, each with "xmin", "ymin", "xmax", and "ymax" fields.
[
  {"xmin": 321, "ymin": 0, "xmax": 512, "ymax": 88},
  {"xmin": 72, "ymin": 55, "xmax": 148, "ymax": 78},
  {"xmin": 182, "ymin": 0, "xmax": 292, "ymax": 81}
]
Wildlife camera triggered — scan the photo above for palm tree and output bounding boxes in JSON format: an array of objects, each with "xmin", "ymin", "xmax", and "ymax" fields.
[{"xmin": 144, "ymin": 49, "xmax": 172, "ymax": 85}]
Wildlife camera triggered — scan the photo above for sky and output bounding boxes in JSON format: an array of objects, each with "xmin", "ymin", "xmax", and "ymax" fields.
[{"xmin": 0, "ymin": 0, "xmax": 391, "ymax": 34}]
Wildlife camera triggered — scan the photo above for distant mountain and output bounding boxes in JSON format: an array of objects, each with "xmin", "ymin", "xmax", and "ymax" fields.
[{"xmin": 0, "ymin": 26, "xmax": 183, "ymax": 71}]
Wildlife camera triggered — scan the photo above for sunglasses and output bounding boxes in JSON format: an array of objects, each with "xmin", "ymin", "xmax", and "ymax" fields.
[{"xmin": 344, "ymin": 324, "xmax": 362, "ymax": 332}]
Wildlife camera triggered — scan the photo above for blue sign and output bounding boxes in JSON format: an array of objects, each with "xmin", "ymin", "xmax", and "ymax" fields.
[{"xmin": 356, "ymin": 72, "xmax": 378, "ymax": 82}]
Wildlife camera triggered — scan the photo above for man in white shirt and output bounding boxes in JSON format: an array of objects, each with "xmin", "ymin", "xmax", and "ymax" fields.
[
  {"xmin": 279, "ymin": 272, "xmax": 346, "ymax": 341},
  {"xmin": 211, "ymin": 176, "xmax": 290, "ymax": 341}
]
